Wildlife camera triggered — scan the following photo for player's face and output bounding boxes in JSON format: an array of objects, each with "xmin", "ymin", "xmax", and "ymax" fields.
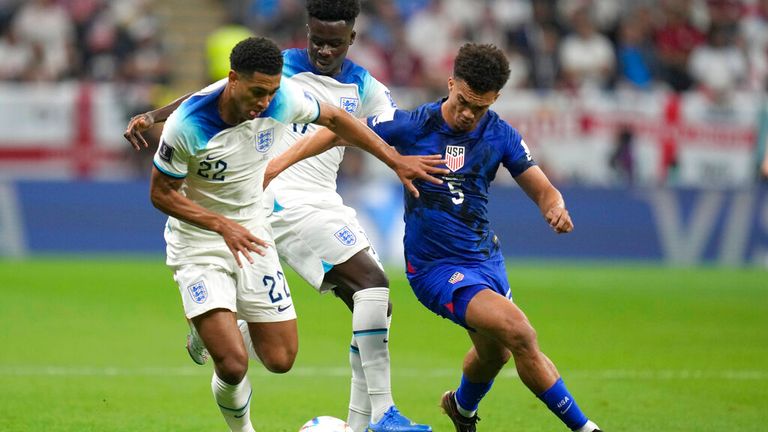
[
  {"xmin": 307, "ymin": 17, "xmax": 355, "ymax": 76},
  {"xmin": 443, "ymin": 78, "xmax": 499, "ymax": 132},
  {"xmin": 227, "ymin": 70, "xmax": 281, "ymax": 123}
]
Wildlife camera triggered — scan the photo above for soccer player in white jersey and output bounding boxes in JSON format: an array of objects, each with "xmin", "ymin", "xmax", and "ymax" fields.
[
  {"xmin": 146, "ymin": 36, "xmax": 445, "ymax": 432},
  {"xmin": 124, "ymin": 2, "xmax": 435, "ymax": 432}
]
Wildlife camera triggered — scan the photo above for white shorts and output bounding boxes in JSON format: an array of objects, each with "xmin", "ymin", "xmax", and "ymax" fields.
[
  {"xmin": 171, "ymin": 244, "xmax": 296, "ymax": 322},
  {"xmin": 269, "ymin": 202, "xmax": 383, "ymax": 292}
]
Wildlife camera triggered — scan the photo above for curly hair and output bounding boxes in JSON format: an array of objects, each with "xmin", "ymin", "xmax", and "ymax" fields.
[
  {"xmin": 229, "ymin": 36, "xmax": 283, "ymax": 76},
  {"xmin": 306, "ymin": 0, "xmax": 360, "ymax": 23},
  {"xmin": 453, "ymin": 43, "xmax": 510, "ymax": 93}
]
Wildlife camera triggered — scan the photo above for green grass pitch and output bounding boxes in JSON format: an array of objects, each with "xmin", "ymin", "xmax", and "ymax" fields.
[{"xmin": 0, "ymin": 258, "xmax": 766, "ymax": 431}]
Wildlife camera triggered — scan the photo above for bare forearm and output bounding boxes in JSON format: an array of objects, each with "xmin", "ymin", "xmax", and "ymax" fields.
[
  {"xmin": 536, "ymin": 188, "xmax": 565, "ymax": 216},
  {"xmin": 149, "ymin": 93, "xmax": 192, "ymax": 123},
  {"xmin": 151, "ymin": 188, "xmax": 226, "ymax": 234},
  {"xmin": 323, "ymin": 110, "xmax": 400, "ymax": 169},
  {"xmin": 271, "ymin": 128, "xmax": 339, "ymax": 175}
]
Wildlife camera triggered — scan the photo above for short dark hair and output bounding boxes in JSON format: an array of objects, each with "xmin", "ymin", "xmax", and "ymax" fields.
[
  {"xmin": 229, "ymin": 36, "xmax": 283, "ymax": 76},
  {"xmin": 306, "ymin": 0, "xmax": 360, "ymax": 24},
  {"xmin": 453, "ymin": 43, "xmax": 510, "ymax": 93}
]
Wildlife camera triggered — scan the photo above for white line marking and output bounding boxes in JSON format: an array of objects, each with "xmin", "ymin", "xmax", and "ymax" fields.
[{"xmin": 0, "ymin": 366, "xmax": 765, "ymax": 380}]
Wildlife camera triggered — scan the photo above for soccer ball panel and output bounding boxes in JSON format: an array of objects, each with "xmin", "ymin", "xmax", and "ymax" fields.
[{"xmin": 299, "ymin": 416, "xmax": 354, "ymax": 432}]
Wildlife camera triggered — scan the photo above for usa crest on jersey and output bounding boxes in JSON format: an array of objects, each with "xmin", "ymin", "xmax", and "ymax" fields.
[
  {"xmin": 256, "ymin": 128, "xmax": 274, "ymax": 153},
  {"xmin": 334, "ymin": 225, "xmax": 357, "ymax": 246},
  {"xmin": 188, "ymin": 280, "xmax": 208, "ymax": 304},
  {"xmin": 340, "ymin": 97, "xmax": 359, "ymax": 114},
  {"xmin": 445, "ymin": 145, "xmax": 465, "ymax": 172}
]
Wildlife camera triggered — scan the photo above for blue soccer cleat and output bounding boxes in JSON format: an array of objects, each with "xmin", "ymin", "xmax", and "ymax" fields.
[{"xmin": 367, "ymin": 406, "xmax": 432, "ymax": 432}]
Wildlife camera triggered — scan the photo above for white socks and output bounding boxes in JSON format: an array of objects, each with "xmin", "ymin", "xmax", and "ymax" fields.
[
  {"xmin": 347, "ymin": 335, "xmax": 372, "ymax": 432},
  {"xmin": 576, "ymin": 420, "xmax": 601, "ymax": 432},
  {"xmin": 211, "ymin": 372, "xmax": 255, "ymax": 432},
  {"xmin": 238, "ymin": 320, "xmax": 261, "ymax": 363},
  {"xmin": 352, "ymin": 287, "xmax": 394, "ymax": 423}
]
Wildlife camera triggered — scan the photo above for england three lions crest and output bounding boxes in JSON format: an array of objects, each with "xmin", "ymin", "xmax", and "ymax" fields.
[
  {"xmin": 188, "ymin": 280, "xmax": 208, "ymax": 304},
  {"xmin": 334, "ymin": 226, "xmax": 357, "ymax": 246},
  {"xmin": 256, "ymin": 128, "xmax": 274, "ymax": 153},
  {"xmin": 340, "ymin": 97, "xmax": 359, "ymax": 114},
  {"xmin": 445, "ymin": 145, "xmax": 465, "ymax": 172}
]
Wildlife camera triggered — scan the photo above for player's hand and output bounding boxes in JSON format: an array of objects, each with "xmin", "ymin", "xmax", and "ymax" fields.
[
  {"xmin": 545, "ymin": 206, "xmax": 573, "ymax": 234},
  {"xmin": 761, "ymin": 156, "xmax": 768, "ymax": 179},
  {"xmin": 124, "ymin": 112, "xmax": 156, "ymax": 150},
  {"xmin": 394, "ymin": 154, "xmax": 449, "ymax": 198},
  {"xmin": 217, "ymin": 218, "xmax": 269, "ymax": 267}
]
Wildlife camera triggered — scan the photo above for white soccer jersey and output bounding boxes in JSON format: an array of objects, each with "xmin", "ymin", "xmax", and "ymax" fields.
[
  {"xmin": 153, "ymin": 77, "xmax": 320, "ymax": 265},
  {"xmin": 269, "ymin": 48, "xmax": 397, "ymax": 207}
]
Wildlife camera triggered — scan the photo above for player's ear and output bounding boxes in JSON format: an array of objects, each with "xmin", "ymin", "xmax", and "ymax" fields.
[
  {"xmin": 228, "ymin": 70, "xmax": 239, "ymax": 85},
  {"xmin": 349, "ymin": 30, "xmax": 356, "ymax": 46},
  {"xmin": 447, "ymin": 77, "xmax": 454, "ymax": 92}
]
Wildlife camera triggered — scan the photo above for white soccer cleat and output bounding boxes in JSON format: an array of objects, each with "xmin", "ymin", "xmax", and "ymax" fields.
[{"xmin": 186, "ymin": 324, "xmax": 209, "ymax": 365}]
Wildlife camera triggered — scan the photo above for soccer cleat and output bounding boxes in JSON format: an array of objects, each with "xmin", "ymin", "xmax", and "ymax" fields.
[
  {"xmin": 186, "ymin": 324, "xmax": 209, "ymax": 365},
  {"xmin": 440, "ymin": 391, "xmax": 479, "ymax": 432},
  {"xmin": 367, "ymin": 406, "xmax": 432, "ymax": 431}
]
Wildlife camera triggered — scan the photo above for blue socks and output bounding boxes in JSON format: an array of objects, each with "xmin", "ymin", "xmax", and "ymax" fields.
[
  {"xmin": 455, "ymin": 374, "xmax": 494, "ymax": 415},
  {"xmin": 537, "ymin": 378, "xmax": 588, "ymax": 430}
]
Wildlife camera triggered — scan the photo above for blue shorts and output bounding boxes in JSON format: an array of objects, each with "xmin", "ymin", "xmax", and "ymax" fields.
[{"xmin": 406, "ymin": 256, "xmax": 512, "ymax": 330}]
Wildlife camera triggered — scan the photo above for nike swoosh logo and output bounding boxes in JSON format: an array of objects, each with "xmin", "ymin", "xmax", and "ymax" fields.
[
  {"xmin": 234, "ymin": 413, "xmax": 247, "ymax": 418},
  {"xmin": 559, "ymin": 401, "xmax": 573, "ymax": 415},
  {"xmin": 383, "ymin": 338, "xmax": 388, "ymax": 343},
  {"xmin": 277, "ymin": 304, "xmax": 292, "ymax": 312}
]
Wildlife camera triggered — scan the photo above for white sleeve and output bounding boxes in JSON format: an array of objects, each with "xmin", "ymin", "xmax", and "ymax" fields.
[
  {"xmin": 153, "ymin": 116, "xmax": 191, "ymax": 178},
  {"xmin": 280, "ymin": 77, "xmax": 321, "ymax": 124},
  {"xmin": 359, "ymin": 74, "xmax": 397, "ymax": 118}
]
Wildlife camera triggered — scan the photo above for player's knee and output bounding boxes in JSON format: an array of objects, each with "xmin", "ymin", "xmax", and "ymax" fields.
[
  {"xmin": 354, "ymin": 269, "xmax": 389, "ymax": 290},
  {"xmin": 215, "ymin": 354, "xmax": 249, "ymax": 384},
  {"xmin": 504, "ymin": 320, "xmax": 538, "ymax": 356},
  {"xmin": 261, "ymin": 346, "xmax": 297, "ymax": 374}
]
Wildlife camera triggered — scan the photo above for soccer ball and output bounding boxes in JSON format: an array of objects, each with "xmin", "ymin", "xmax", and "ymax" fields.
[{"xmin": 299, "ymin": 416, "xmax": 353, "ymax": 432}]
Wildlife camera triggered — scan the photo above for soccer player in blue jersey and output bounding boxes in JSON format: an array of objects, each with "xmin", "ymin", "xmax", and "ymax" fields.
[{"xmin": 273, "ymin": 43, "xmax": 603, "ymax": 432}]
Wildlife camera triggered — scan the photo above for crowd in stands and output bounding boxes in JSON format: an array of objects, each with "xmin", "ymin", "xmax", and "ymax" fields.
[
  {"xmin": 223, "ymin": 0, "xmax": 768, "ymax": 98},
  {"xmin": 0, "ymin": 0, "xmax": 168, "ymax": 84},
  {"xmin": 2, "ymin": 0, "xmax": 766, "ymax": 99}
]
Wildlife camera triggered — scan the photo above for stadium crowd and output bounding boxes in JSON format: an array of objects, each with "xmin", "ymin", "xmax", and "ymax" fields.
[
  {"xmin": 220, "ymin": 0, "xmax": 768, "ymax": 97},
  {"xmin": 0, "ymin": 0, "xmax": 167, "ymax": 84},
  {"xmin": 1, "ymin": 0, "xmax": 766, "ymax": 98}
]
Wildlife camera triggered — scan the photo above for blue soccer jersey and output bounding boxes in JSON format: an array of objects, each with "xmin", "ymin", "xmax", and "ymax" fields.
[{"xmin": 367, "ymin": 100, "xmax": 535, "ymax": 273}]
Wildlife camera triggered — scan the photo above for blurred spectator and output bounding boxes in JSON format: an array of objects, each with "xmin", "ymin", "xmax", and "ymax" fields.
[
  {"xmin": 527, "ymin": 24, "xmax": 562, "ymax": 90},
  {"xmin": 609, "ymin": 126, "xmax": 635, "ymax": 185},
  {"xmin": 559, "ymin": 6, "xmax": 615, "ymax": 91},
  {"xmin": 0, "ymin": 0, "xmax": 20, "ymax": 30},
  {"xmin": 392, "ymin": 0, "xmax": 430, "ymax": 21},
  {"xmin": 688, "ymin": 24, "xmax": 747, "ymax": 97},
  {"xmin": 381, "ymin": 27, "xmax": 425, "ymax": 87},
  {"xmin": 405, "ymin": 0, "xmax": 459, "ymax": 93},
  {"xmin": 0, "ymin": 26, "xmax": 33, "ymax": 81},
  {"xmin": 616, "ymin": 7, "xmax": 658, "ymax": 90},
  {"xmin": 741, "ymin": 0, "xmax": 768, "ymax": 90},
  {"xmin": 655, "ymin": 0, "xmax": 705, "ymax": 91},
  {"xmin": 508, "ymin": 0, "xmax": 564, "ymax": 90},
  {"xmin": 12, "ymin": 0, "xmax": 75, "ymax": 80},
  {"xmin": 348, "ymin": 32, "xmax": 389, "ymax": 82}
]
